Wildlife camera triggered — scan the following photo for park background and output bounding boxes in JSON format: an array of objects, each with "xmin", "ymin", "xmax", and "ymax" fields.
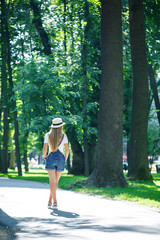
[{"xmin": 0, "ymin": 0, "xmax": 160, "ymax": 205}]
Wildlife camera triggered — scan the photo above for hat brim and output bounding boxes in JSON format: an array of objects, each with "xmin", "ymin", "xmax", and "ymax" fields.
[{"xmin": 51, "ymin": 122, "xmax": 66, "ymax": 128}]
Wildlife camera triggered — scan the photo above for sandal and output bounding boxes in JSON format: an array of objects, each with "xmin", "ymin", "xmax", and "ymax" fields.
[
  {"xmin": 48, "ymin": 201, "xmax": 52, "ymax": 209},
  {"xmin": 53, "ymin": 201, "xmax": 58, "ymax": 210}
]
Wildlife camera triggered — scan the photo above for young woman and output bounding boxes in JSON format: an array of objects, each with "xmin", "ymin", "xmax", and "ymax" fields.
[{"xmin": 43, "ymin": 118, "xmax": 69, "ymax": 209}]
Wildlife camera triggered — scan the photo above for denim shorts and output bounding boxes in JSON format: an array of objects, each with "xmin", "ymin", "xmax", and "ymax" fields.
[{"xmin": 45, "ymin": 150, "xmax": 65, "ymax": 172}]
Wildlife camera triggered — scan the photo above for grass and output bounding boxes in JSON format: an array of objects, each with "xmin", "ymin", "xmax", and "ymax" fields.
[
  {"xmin": 0, "ymin": 168, "xmax": 160, "ymax": 209},
  {"xmin": 76, "ymin": 177, "xmax": 160, "ymax": 209},
  {"xmin": 0, "ymin": 168, "xmax": 87, "ymax": 188}
]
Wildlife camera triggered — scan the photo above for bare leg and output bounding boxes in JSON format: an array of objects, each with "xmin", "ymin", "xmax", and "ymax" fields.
[
  {"xmin": 56, "ymin": 171, "xmax": 62, "ymax": 188},
  {"xmin": 48, "ymin": 170, "xmax": 62, "ymax": 203},
  {"xmin": 48, "ymin": 170, "xmax": 57, "ymax": 203}
]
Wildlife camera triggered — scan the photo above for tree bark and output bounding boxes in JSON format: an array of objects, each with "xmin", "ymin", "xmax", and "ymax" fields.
[
  {"xmin": 148, "ymin": 64, "xmax": 160, "ymax": 125},
  {"xmin": 82, "ymin": 0, "xmax": 90, "ymax": 176},
  {"xmin": 88, "ymin": 141, "xmax": 96, "ymax": 174},
  {"xmin": 6, "ymin": 6, "xmax": 22, "ymax": 176},
  {"xmin": 30, "ymin": 0, "xmax": 52, "ymax": 55},
  {"xmin": 128, "ymin": 0, "xmax": 152, "ymax": 180},
  {"xmin": 66, "ymin": 128, "xmax": 84, "ymax": 175},
  {"xmin": 23, "ymin": 131, "xmax": 29, "ymax": 172},
  {"xmin": 70, "ymin": 2, "xmax": 74, "ymax": 62},
  {"xmin": 10, "ymin": 151, "xmax": 15, "ymax": 169},
  {"xmin": 0, "ymin": 76, "xmax": 2, "ymax": 172},
  {"xmin": 88, "ymin": 0, "xmax": 127, "ymax": 187},
  {"xmin": 21, "ymin": 38, "xmax": 29, "ymax": 172},
  {"xmin": 1, "ymin": 0, "xmax": 9, "ymax": 173},
  {"xmin": 69, "ymin": 140, "xmax": 84, "ymax": 175},
  {"xmin": 63, "ymin": 0, "xmax": 67, "ymax": 66}
]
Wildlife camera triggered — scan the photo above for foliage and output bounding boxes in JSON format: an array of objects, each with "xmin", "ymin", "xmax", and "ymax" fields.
[{"xmin": 0, "ymin": 0, "xmax": 160, "ymax": 175}]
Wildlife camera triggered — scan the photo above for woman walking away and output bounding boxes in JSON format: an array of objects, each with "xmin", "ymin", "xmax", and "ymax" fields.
[{"xmin": 43, "ymin": 118, "xmax": 69, "ymax": 209}]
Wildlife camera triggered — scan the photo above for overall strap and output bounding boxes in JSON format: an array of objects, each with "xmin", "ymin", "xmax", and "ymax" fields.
[{"xmin": 58, "ymin": 134, "xmax": 64, "ymax": 147}]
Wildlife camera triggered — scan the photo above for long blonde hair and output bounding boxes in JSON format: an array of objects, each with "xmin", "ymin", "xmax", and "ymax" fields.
[{"xmin": 48, "ymin": 127, "xmax": 63, "ymax": 152}]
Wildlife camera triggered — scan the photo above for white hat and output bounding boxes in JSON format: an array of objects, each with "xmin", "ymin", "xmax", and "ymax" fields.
[{"xmin": 51, "ymin": 118, "xmax": 66, "ymax": 128}]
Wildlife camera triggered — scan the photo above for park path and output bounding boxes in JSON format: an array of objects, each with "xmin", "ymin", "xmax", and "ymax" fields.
[{"xmin": 0, "ymin": 177, "xmax": 160, "ymax": 240}]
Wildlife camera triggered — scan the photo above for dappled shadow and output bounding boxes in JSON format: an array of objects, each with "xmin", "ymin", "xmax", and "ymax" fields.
[
  {"xmin": 0, "ymin": 209, "xmax": 17, "ymax": 239},
  {"xmin": 1, "ymin": 206, "xmax": 160, "ymax": 239},
  {"xmin": 10, "ymin": 215, "xmax": 160, "ymax": 238},
  {"xmin": 51, "ymin": 209, "xmax": 79, "ymax": 218}
]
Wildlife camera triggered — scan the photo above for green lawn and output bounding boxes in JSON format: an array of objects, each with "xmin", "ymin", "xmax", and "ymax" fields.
[
  {"xmin": 0, "ymin": 168, "xmax": 86, "ymax": 188},
  {"xmin": 0, "ymin": 168, "xmax": 160, "ymax": 209}
]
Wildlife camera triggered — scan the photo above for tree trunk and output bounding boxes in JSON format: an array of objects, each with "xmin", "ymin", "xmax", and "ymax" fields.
[
  {"xmin": 23, "ymin": 130, "xmax": 29, "ymax": 172},
  {"xmin": 0, "ymin": 139, "xmax": 2, "ymax": 172},
  {"xmin": 0, "ymin": 55, "xmax": 2, "ymax": 171},
  {"xmin": 66, "ymin": 128, "xmax": 84, "ymax": 175},
  {"xmin": 6, "ymin": 7, "xmax": 22, "ymax": 176},
  {"xmin": 88, "ymin": 142, "xmax": 96, "ymax": 174},
  {"xmin": 1, "ymin": 0, "xmax": 9, "ymax": 173},
  {"xmin": 0, "ymin": 83, "xmax": 2, "ymax": 172},
  {"xmin": 128, "ymin": 0, "xmax": 152, "ymax": 180},
  {"xmin": 148, "ymin": 64, "xmax": 160, "ymax": 125},
  {"xmin": 66, "ymin": 153, "xmax": 71, "ymax": 173},
  {"xmin": 88, "ymin": 0, "xmax": 127, "ymax": 187},
  {"xmin": 69, "ymin": 140, "xmax": 84, "ymax": 175},
  {"xmin": 24, "ymin": 149, "xmax": 28, "ymax": 172},
  {"xmin": 124, "ymin": 77, "xmax": 132, "ymax": 167},
  {"xmin": 21, "ymin": 38, "xmax": 29, "ymax": 172},
  {"xmin": 30, "ymin": 0, "xmax": 52, "ymax": 55},
  {"xmin": 63, "ymin": 0, "xmax": 67, "ymax": 66},
  {"xmin": 82, "ymin": 0, "xmax": 90, "ymax": 176},
  {"xmin": 70, "ymin": 2, "xmax": 74, "ymax": 62},
  {"xmin": 10, "ymin": 151, "xmax": 15, "ymax": 169}
]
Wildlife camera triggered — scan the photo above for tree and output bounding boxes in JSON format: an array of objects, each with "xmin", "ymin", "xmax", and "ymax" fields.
[
  {"xmin": 6, "ymin": 3, "xmax": 22, "ymax": 176},
  {"xmin": 82, "ymin": 0, "xmax": 90, "ymax": 176},
  {"xmin": 148, "ymin": 64, "xmax": 160, "ymax": 126},
  {"xmin": 128, "ymin": 0, "xmax": 152, "ymax": 180},
  {"xmin": 1, "ymin": 0, "xmax": 9, "ymax": 173},
  {"xmin": 1, "ymin": 0, "xmax": 158, "ymax": 177},
  {"xmin": 87, "ymin": 0, "xmax": 127, "ymax": 187},
  {"xmin": 66, "ymin": 124, "xmax": 84, "ymax": 175},
  {"xmin": 63, "ymin": 0, "xmax": 67, "ymax": 66},
  {"xmin": 30, "ymin": 0, "xmax": 52, "ymax": 55},
  {"xmin": 122, "ymin": 3, "xmax": 132, "ymax": 161}
]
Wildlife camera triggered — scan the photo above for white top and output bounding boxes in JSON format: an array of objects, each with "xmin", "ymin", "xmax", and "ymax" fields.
[{"xmin": 44, "ymin": 133, "xmax": 68, "ymax": 153}]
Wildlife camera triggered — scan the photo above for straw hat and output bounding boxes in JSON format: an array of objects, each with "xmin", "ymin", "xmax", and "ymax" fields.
[{"xmin": 51, "ymin": 118, "xmax": 66, "ymax": 128}]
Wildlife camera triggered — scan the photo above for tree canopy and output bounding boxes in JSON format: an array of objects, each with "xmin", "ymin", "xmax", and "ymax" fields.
[{"xmin": 0, "ymin": 0, "xmax": 159, "ymax": 183}]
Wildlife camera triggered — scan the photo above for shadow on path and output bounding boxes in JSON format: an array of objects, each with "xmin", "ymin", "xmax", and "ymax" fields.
[
  {"xmin": 0, "ymin": 208, "xmax": 160, "ymax": 239},
  {"xmin": 0, "ymin": 209, "xmax": 17, "ymax": 240},
  {"xmin": 51, "ymin": 209, "xmax": 79, "ymax": 218}
]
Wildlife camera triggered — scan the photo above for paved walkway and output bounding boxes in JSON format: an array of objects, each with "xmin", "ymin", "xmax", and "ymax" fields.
[{"xmin": 0, "ymin": 177, "xmax": 160, "ymax": 240}]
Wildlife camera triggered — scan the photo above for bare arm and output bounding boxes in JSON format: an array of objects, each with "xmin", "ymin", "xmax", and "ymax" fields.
[
  {"xmin": 64, "ymin": 143, "xmax": 69, "ymax": 162},
  {"xmin": 43, "ymin": 143, "xmax": 48, "ymax": 161}
]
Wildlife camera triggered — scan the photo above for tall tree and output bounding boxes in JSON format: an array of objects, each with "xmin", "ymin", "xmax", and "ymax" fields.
[
  {"xmin": 87, "ymin": 0, "xmax": 127, "ymax": 187},
  {"xmin": 128, "ymin": 0, "xmax": 152, "ymax": 180},
  {"xmin": 1, "ymin": 0, "xmax": 9, "ymax": 173},
  {"xmin": 66, "ymin": 125, "xmax": 84, "ymax": 175},
  {"xmin": 82, "ymin": 0, "xmax": 90, "ymax": 176},
  {"xmin": 63, "ymin": 0, "xmax": 67, "ymax": 66},
  {"xmin": 6, "ymin": 3, "xmax": 22, "ymax": 176},
  {"xmin": 30, "ymin": 0, "xmax": 52, "ymax": 55},
  {"xmin": 21, "ymin": 38, "xmax": 29, "ymax": 172},
  {"xmin": 148, "ymin": 64, "xmax": 160, "ymax": 126}
]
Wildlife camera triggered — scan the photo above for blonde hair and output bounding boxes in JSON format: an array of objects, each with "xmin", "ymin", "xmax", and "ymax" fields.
[{"xmin": 48, "ymin": 127, "xmax": 63, "ymax": 152}]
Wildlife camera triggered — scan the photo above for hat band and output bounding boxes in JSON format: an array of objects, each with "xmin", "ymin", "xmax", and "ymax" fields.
[{"xmin": 52, "ymin": 122, "xmax": 63, "ymax": 126}]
